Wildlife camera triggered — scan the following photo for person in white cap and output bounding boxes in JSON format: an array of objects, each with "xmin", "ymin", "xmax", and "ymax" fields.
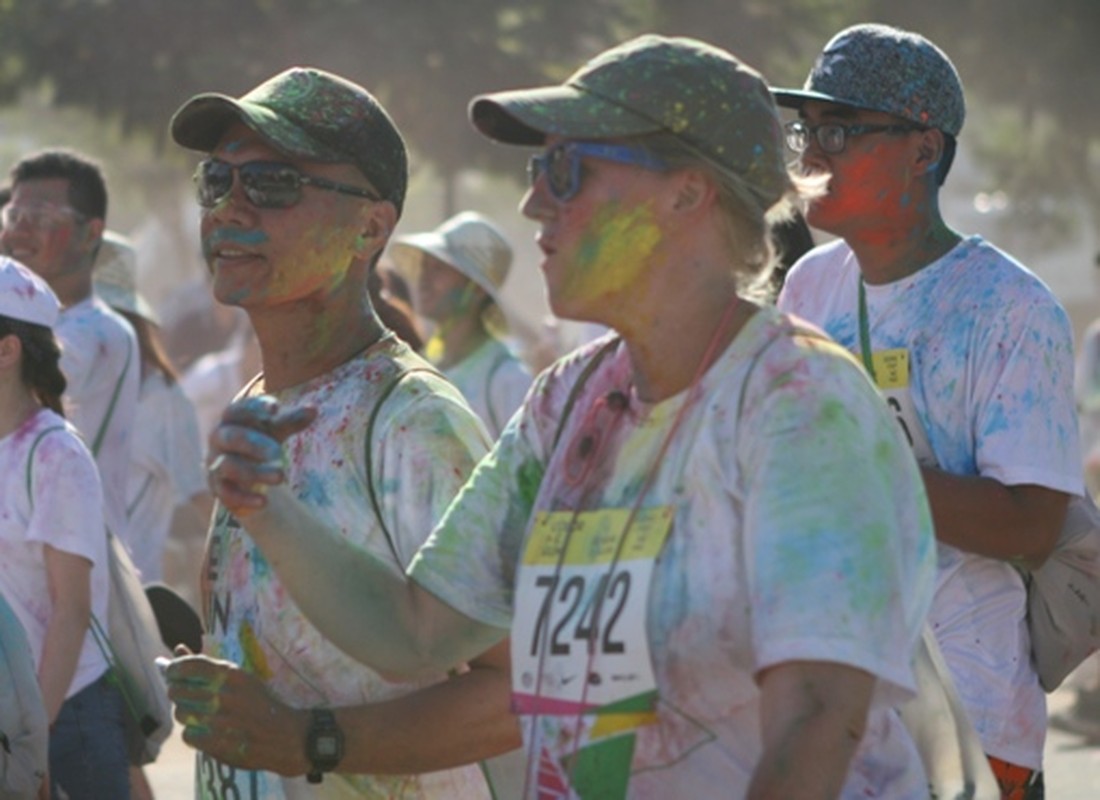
[
  {"xmin": 204, "ymin": 35, "xmax": 940, "ymax": 798},
  {"xmin": 93, "ymin": 231, "xmax": 213, "ymax": 590},
  {"xmin": 392, "ymin": 212, "xmax": 531, "ymax": 438},
  {"xmin": 0, "ymin": 256, "xmax": 129, "ymax": 797},
  {"xmin": 774, "ymin": 24, "xmax": 1080, "ymax": 798}
]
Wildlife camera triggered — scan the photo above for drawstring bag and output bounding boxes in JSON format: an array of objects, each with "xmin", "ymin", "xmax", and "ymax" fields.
[
  {"xmin": 27, "ymin": 425, "xmax": 173, "ymax": 766},
  {"xmin": 0, "ymin": 592, "xmax": 47, "ymax": 798},
  {"xmin": 1024, "ymin": 493, "xmax": 1100, "ymax": 691},
  {"xmin": 88, "ymin": 531, "xmax": 174, "ymax": 765},
  {"xmin": 898, "ymin": 629, "xmax": 999, "ymax": 799}
]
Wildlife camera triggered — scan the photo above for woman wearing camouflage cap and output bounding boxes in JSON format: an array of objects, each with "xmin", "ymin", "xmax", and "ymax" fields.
[{"xmin": 206, "ymin": 35, "xmax": 939, "ymax": 798}]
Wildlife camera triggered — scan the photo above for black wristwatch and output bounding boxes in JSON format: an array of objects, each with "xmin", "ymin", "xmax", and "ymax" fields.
[{"xmin": 305, "ymin": 708, "xmax": 344, "ymax": 784}]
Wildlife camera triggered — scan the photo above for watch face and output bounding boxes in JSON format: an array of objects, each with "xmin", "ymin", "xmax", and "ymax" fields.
[{"xmin": 315, "ymin": 736, "xmax": 339, "ymax": 757}]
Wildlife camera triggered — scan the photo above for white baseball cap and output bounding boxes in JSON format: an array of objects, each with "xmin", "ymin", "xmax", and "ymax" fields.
[{"xmin": 0, "ymin": 256, "xmax": 61, "ymax": 328}]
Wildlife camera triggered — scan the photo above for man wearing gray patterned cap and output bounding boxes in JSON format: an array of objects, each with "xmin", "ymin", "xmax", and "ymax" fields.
[{"xmin": 776, "ymin": 23, "xmax": 1082, "ymax": 798}]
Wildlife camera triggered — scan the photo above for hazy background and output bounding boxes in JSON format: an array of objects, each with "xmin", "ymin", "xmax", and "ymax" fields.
[{"xmin": 0, "ymin": 0, "xmax": 1096, "ymax": 355}]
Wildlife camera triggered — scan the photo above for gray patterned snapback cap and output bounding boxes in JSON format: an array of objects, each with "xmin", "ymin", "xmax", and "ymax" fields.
[{"xmin": 772, "ymin": 23, "xmax": 965, "ymax": 136}]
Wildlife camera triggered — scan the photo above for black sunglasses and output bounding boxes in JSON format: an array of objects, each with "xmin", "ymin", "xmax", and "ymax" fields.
[{"xmin": 194, "ymin": 158, "xmax": 381, "ymax": 209}]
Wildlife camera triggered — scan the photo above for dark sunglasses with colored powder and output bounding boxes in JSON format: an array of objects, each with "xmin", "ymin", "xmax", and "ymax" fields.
[
  {"xmin": 194, "ymin": 158, "xmax": 381, "ymax": 210},
  {"xmin": 527, "ymin": 141, "xmax": 669, "ymax": 202}
]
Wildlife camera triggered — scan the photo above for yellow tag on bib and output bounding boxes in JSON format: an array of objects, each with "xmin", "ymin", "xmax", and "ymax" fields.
[{"xmin": 871, "ymin": 348, "xmax": 910, "ymax": 390}]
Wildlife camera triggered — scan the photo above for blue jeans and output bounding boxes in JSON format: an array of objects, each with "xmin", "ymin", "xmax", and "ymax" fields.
[{"xmin": 49, "ymin": 671, "xmax": 130, "ymax": 800}]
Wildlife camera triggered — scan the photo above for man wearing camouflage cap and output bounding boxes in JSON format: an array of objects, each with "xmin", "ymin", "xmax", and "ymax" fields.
[
  {"xmin": 776, "ymin": 23, "xmax": 1081, "ymax": 798},
  {"xmin": 162, "ymin": 66, "xmax": 517, "ymax": 798}
]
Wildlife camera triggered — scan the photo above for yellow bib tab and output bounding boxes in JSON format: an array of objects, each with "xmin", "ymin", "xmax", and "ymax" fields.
[{"xmin": 871, "ymin": 348, "xmax": 910, "ymax": 390}]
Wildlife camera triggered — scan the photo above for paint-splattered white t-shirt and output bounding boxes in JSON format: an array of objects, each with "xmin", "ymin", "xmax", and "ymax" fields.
[
  {"xmin": 445, "ymin": 337, "xmax": 531, "ymax": 439},
  {"xmin": 411, "ymin": 307, "xmax": 937, "ymax": 799},
  {"xmin": 57, "ymin": 295, "xmax": 140, "ymax": 544},
  {"xmin": 778, "ymin": 235, "xmax": 1082, "ymax": 769},
  {"xmin": 200, "ymin": 334, "xmax": 493, "ymax": 799},
  {"xmin": 0, "ymin": 409, "xmax": 109, "ymax": 697},
  {"xmin": 123, "ymin": 371, "xmax": 207, "ymax": 582}
]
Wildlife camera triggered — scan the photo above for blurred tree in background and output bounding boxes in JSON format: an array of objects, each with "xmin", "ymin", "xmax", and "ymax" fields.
[
  {"xmin": 0, "ymin": 0, "xmax": 1094, "ymax": 334},
  {"xmin": 0, "ymin": 0, "xmax": 1094, "ymax": 223}
]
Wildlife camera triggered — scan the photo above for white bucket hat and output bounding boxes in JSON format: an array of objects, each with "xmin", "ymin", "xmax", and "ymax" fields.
[
  {"xmin": 0, "ymin": 256, "xmax": 60, "ymax": 328},
  {"xmin": 93, "ymin": 230, "xmax": 159, "ymax": 324},
  {"xmin": 389, "ymin": 211, "xmax": 513, "ymax": 309}
]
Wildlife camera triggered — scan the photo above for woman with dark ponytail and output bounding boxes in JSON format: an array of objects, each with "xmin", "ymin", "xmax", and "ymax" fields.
[{"xmin": 0, "ymin": 256, "xmax": 130, "ymax": 798}]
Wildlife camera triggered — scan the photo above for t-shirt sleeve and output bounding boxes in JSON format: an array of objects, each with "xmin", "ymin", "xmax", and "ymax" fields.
[
  {"xmin": 410, "ymin": 363, "xmax": 564, "ymax": 629},
  {"xmin": 371, "ymin": 379, "xmax": 493, "ymax": 571},
  {"xmin": 739, "ymin": 339, "xmax": 935, "ymax": 695},
  {"xmin": 25, "ymin": 430, "xmax": 106, "ymax": 566},
  {"xmin": 969, "ymin": 296, "xmax": 1081, "ymax": 493}
]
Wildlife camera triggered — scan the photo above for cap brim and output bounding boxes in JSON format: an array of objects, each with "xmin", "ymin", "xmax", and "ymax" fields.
[
  {"xmin": 170, "ymin": 94, "xmax": 344, "ymax": 162},
  {"xmin": 470, "ymin": 83, "xmax": 661, "ymax": 146},
  {"xmin": 389, "ymin": 235, "xmax": 504, "ymax": 309},
  {"xmin": 770, "ymin": 87, "xmax": 848, "ymax": 110}
]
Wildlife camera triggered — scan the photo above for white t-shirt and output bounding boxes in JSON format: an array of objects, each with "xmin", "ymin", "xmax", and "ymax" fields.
[
  {"xmin": 122, "ymin": 371, "xmax": 207, "ymax": 582},
  {"xmin": 778, "ymin": 235, "xmax": 1082, "ymax": 768},
  {"xmin": 57, "ymin": 295, "xmax": 140, "ymax": 542},
  {"xmin": 445, "ymin": 337, "xmax": 531, "ymax": 439},
  {"xmin": 411, "ymin": 307, "xmax": 937, "ymax": 799},
  {"xmin": 0, "ymin": 409, "xmax": 109, "ymax": 697},
  {"xmin": 199, "ymin": 334, "xmax": 493, "ymax": 799}
]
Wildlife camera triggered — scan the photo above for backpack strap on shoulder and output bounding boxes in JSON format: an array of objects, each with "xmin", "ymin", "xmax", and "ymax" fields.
[
  {"xmin": 550, "ymin": 336, "xmax": 622, "ymax": 452},
  {"xmin": 365, "ymin": 365, "xmax": 443, "ymax": 568},
  {"xmin": 25, "ymin": 425, "xmax": 66, "ymax": 509},
  {"xmin": 91, "ymin": 339, "xmax": 133, "ymax": 458}
]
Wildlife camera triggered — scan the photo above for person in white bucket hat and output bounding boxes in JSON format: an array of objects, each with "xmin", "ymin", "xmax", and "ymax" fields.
[
  {"xmin": 391, "ymin": 212, "xmax": 531, "ymax": 437},
  {"xmin": 93, "ymin": 232, "xmax": 212, "ymax": 591}
]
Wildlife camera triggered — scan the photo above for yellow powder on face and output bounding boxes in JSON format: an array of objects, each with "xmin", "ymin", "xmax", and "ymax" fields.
[
  {"xmin": 425, "ymin": 333, "xmax": 445, "ymax": 363},
  {"xmin": 270, "ymin": 224, "xmax": 357, "ymax": 298},
  {"xmin": 564, "ymin": 202, "xmax": 663, "ymax": 303}
]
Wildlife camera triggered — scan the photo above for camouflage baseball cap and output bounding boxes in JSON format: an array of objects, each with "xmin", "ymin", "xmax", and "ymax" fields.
[
  {"xmin": 772, "ymin": 23, "xmax": 966, "ymax": 137},
  {"xmin": 470, "ymin": 34, "xmax": 792, "ymax": 211},
  {"xmin": 170, "ymin": 67, "xmax": 408, "ymax": 215}
]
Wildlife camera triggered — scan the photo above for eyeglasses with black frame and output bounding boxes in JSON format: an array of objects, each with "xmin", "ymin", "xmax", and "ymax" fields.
[
  {"xmin": 784, "ymin": 120, "xmax": 925, "ymax": 155},
  {"xmin": 194, "ymin": 159, "xmax": 381, "ymax": 210},
  {"xmin": 527, "ymin": 141, "xmax": 669, "ymax": 202}
]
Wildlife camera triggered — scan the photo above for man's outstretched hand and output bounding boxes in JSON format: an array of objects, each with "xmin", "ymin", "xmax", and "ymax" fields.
[{"xmin": 206, "ymin": 396, "xmax": 316, "ymax": 516}]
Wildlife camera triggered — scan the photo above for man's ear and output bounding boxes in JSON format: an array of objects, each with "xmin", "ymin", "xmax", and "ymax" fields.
[
  {"xmin": 914, "ymin": 128, "xmax": 945, "ymax": 178},
  {"xmin": 353, "ymin": 201, "xmax": 398, "ymax": 260},
  {"xmin": 80, "ymin": 217, "xmax": 106, "ymax": 258}
]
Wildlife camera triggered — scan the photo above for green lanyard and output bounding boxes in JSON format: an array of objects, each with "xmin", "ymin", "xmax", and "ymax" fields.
[{"xmin": 857, "ymin": 278, "xmax": 877, "ymax": 383}]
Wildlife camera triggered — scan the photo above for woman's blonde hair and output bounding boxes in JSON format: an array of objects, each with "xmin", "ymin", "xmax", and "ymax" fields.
[{"xmin": 633, "ymin": 131, "xmax": 823, "ymax": 300}]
